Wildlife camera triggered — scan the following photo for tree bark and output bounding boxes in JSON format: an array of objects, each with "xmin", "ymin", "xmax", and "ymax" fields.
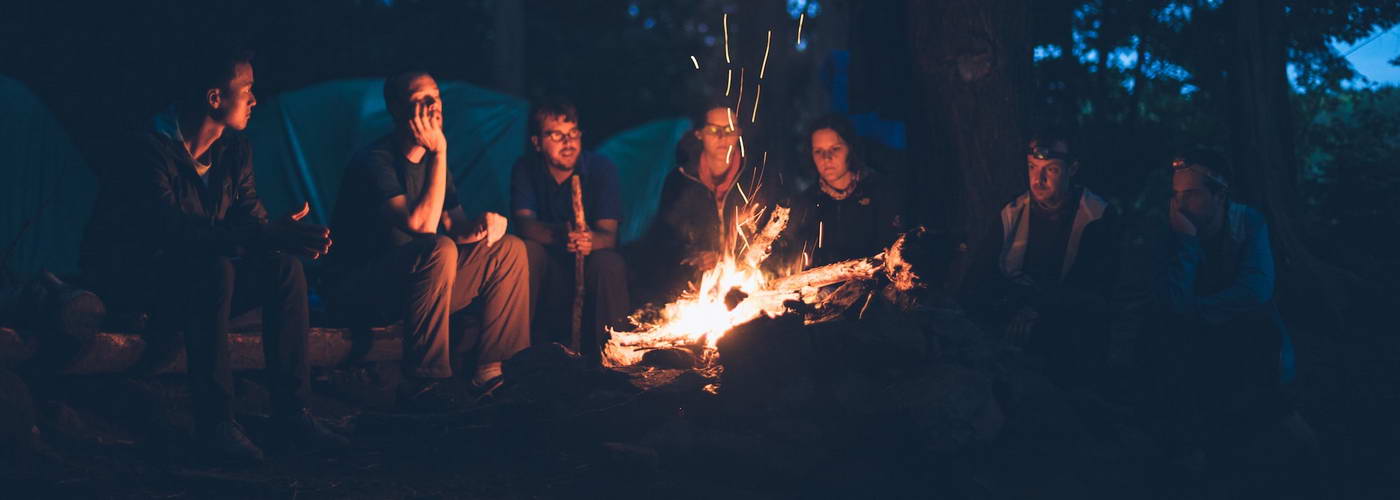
[
  {"xmin": 906, "ymin": 0, "xmax": 1031, "ymax": 291},
  {"xmin": 1227, "ymin": 0, "xmax": 1351, "ymax": 330}
]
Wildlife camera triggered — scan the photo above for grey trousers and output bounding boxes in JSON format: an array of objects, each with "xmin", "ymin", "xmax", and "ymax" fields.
[{"xmin": 331, "ymin": 234, "xmax": 531, "ymax": 378}]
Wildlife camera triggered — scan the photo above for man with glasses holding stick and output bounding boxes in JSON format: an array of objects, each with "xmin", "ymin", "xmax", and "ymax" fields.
[
  {"xmin": 964, "ymin": 130, "xmax": 1120, "ymax": 390},
  {"xmin": 510, "ymin": 98, "xmax": 628, "ymax": 363}
]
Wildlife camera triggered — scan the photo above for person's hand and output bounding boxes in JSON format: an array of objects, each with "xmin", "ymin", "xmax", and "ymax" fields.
[
  {"xmin": 1169, "ymin": 198, "xmax": 1197, "ymax": 236},
  {"xmin": 482, "ymin": 212, "xmax": 508, "ymax": 247},
  {"xmin": 266, "ymin": 202, "xmax": 332, "ymax": 259},
  {"xmin": 681, "ymin": 251, "xmax": 720, "ymax": 270},
  {"xmin": 409, "ymin": 102, "xmax": 447, "ymax": 154},
  {"xmin": 566, "ymin": 227, "xmax": 593, "ymax": 256},
  {"xmin": 1005, "ymin": 305, "xmax": 1039, "ymax": 346}
]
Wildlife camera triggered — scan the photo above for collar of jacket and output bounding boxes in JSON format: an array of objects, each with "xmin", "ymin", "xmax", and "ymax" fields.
[{"xmin": 999, "ymin": 187, "xmax": 1108, "ymax": 281}]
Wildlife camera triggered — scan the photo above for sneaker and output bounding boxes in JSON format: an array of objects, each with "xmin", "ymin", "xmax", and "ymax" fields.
[
  {"xmin": 396, "ymin": 378, "xmax": 467, "ymax": 413},
  {"xmin": 469, "ymin": 375, "xmax": 505, "ymax": 404},
  {"xmin": 199, "ymin": 420, "xmax": 265, "ymax": 463},
  {"xmin": 273, "ymin": 408, "xmax": 350, "ymax": 451}
]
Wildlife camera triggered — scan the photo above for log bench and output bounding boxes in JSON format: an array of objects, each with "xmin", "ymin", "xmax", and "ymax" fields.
[{"xmin": 0, "ymin": 325, "xmax": 404, "ymax": 375}]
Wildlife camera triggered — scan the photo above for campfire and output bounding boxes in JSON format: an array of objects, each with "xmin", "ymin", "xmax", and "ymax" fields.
[{"xmin": 603, "ymin": 204, "xmax": 920, "ymax": 369}]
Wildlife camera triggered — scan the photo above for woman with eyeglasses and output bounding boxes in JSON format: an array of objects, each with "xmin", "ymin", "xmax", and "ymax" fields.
[
  {"xmin": 786, "ymin": 114, "xmax": 907, "ymax": 269},
  {"xmin": 631, "ymin": 102, "xmax": 784, "ymax": 303}
]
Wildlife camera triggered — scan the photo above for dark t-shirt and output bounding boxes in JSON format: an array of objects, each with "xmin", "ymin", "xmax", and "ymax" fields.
[
  {"xmin": 509, "ymin": 151, "xmax": 622, "ymax": 225},
  {"xmin": 326, "ymin": 135, "xmax": 461, "ymax": 277},
  {"xmin": 1023, "ymin": 194, "xmax": 1077, "ymax": 284},
  {"xmin": 788, "ymin": 170, "xmax": 906, "ymax": 267}
]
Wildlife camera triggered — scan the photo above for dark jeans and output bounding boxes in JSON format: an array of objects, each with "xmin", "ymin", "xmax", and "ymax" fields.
[
  {"xmin": 1136, "ymin": 309, "xmax": 1290, "ymax": 453},
  {"xmin": 329, "ymin": 235, "xmax": 531, "ymax": 378},
  {"xmin": 1024, "ymin": 310, "xmax": 1110, "ymax": 390},
  {"xmin": 523, "ymin": 240, "xmax": 630, "ymax": 357},
  {"xmin": 143, "ymin": 253, "xmax": 310, "ymax": 426}
]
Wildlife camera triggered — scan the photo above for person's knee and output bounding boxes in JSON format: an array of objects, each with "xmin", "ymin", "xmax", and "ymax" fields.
[
  {"xmin": 522, "ymin": 238, "xmax": 549, "ymax": 273},
  {"xmin": 586, "ymin": 249, "xmax": 626, "ymax": 277},
  {"xmin": 187, "ymin": 255, "xmax": 237, "ymax": 296},
  {"xmin": 494, "ymin": 234, "xmax": 527, "ymax": 268},
  {"xmin": 267, "ymin": 253, "xmax": 307, "ymax": 291},
  {"xmin": 411, "ymin": 235, "xmax": 458, "ymax": 275}
]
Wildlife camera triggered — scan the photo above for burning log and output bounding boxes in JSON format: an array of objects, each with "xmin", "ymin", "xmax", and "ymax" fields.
[
  {"xmin": 741, "ymin": 206, "xmax": 789, "ymax": 269},
  {"xmin": 603, "ymin": 230, "xmax": 923, "ymax": 369},
  {"xmin": 764, "ymin": 258, "xmax": 880, "ymax": 293}
]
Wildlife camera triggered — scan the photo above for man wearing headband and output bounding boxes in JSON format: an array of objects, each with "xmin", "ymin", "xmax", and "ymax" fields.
[
  {"xmin": 964, "ymin": 130, "xmax": 1120, "ymax": 389},
  {"xmin": 1139, "ymin": 149, "xmax": 1311, "ymax": 487}
]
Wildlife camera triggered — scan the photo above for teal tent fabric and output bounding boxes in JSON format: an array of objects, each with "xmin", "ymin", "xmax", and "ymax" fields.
[
  {"xmin": 597, "ymin": 118, "xmax": 692, "ymax": 243},
  {"xmin": 246, "ymin": 78, "xmax": 529, "ymax": 224},
  {"xmin": 0, "ymin": 76, "xmax": 96, "ymax": 276},
  {"xmin": 0, "ymin": 73, "xmax": 686, "ymax": 277}
]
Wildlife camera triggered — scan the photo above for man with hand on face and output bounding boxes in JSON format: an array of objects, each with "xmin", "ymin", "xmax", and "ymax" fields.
[
  {"xmin": 964, "ymin": 130, "xmax": 1120, "ymax": 389},
  {"xmin": 325, "ymin": 71, "xmax": 530, "ymax": 409},
  {"xmin": 509, "ymin": 98, "xmax": 628, "ymax": 360},
  {"xmin": 1138, "ymin": 150, "xmax": 1307, "ymax": 487},
  {"xmin": 80, "ymin": 48, "xmax": 344, "ymax": 462}
]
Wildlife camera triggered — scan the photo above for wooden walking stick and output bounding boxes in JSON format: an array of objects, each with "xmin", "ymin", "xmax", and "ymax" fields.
[{"xmin": 569, "ymin": 175, "xmax": 587, "ymax": 353}]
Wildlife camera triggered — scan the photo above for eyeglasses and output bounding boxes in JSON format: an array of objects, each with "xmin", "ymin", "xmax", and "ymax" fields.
[
  {"xmin": 700, "ymin": 124, "xmax": 741, "ymax": 138},
  {"xmin": 1171, "ymin": 157, "xmax": 1230, "ymax": 189},
  {"xmin": 1027, "ymin": 145, "xmax": 1073, "ymax": 162},
  {"xmin": 541, "ymin": 129, "xmax": 583, "ymax": 143}
]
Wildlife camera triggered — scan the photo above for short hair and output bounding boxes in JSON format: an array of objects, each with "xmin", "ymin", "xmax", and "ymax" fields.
[
  {"xmin": 1175, "ymin": 148, "xmax": 1232, "ymax": 194},
  {"xmin": 180, "ymin": 47, "xmax": 254, "ymax": 109},
  {"xmin": 529, "ymin": 97, "xmax": 579, "ymax": 136},
  {"xmin": 382, "ymin": 70, "xmax": 433, "ymax": 109},
  {"xmin": 806, "ymin": 113, "xmax": 868, "ymax": 173}
]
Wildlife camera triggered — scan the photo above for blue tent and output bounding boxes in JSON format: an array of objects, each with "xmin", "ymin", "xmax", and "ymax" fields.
[
  {"xmin": 1, "ymin": 76, "xmax": 688, "ymax": 278},
  {"xmin": 247, "ymin": 78, "xmax": 689, "ymax": 243},
  {"xmin": 0, "ymin": 76, "xmax": 97, "ymax": 277}
]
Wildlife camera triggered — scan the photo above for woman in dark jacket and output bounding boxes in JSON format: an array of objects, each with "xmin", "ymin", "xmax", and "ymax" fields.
[
  {"xmin": 633, "ymin": 104, "xmax": 783, "ymax": 303},
  {"xmin": 787, "ymin": 114, "xmax": 906, "ymax": 268}
]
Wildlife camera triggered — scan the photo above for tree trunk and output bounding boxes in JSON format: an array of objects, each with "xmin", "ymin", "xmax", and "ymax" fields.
[
  {"xmin": 1227, "ymin": 0, "xmax": 1351, "ymax": 330},
  {"xmin": 906, "ymin": 0, "xmax": 1031, "ymax": 291},
  {"xmin": 491, "ymin": 0, "xmax": 525, "ymax": 96}
]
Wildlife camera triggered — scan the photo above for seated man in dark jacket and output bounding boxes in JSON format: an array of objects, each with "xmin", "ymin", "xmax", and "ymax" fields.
[
  {"xmin": 510, "ymin": 98, "xmax": 628, "ymax": 359},
  {"xmin": 964, "ymin": 130, "xmax": 1120, "ymax": 388},
  {"xmin": 324, "ymin": 71, "xmax": 530, "ymax": 409},
  {"xmin": 80, "ymin": 49, "xmax": 343, "ymax": 462},
  {"xmin": 1139, "ymin": 149, "xmax": 1306, "ymax": 484}
]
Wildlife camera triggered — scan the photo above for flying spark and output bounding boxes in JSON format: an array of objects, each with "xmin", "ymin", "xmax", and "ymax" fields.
[
  {"xmin": 723, "ymin": 13, "xmax": 731, "ymax": 64},
  {"xmin": 738, "ymin": 135, "xmax": 747, "ymax": 157},
  {"xmin": 796, "ymin": 13, "xmax": 805, "ymax": 47},
  {"xmin": 760, "ymin": 30, "xmax": 772, "ymax": 79},
  {"xmin": 818, "ymin": 221, "xmax": 824, "ymax": 248},
  {"xmin": 690, "ymin": 55, "xmax": 700, "ymax": 70},
  {"xmin": 750, "ymin": 84, "xmax": 761, "ymax": 123},
  {"xmin": 725, "ymin": 69, "xmax": 732, "ymax": 96}
]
